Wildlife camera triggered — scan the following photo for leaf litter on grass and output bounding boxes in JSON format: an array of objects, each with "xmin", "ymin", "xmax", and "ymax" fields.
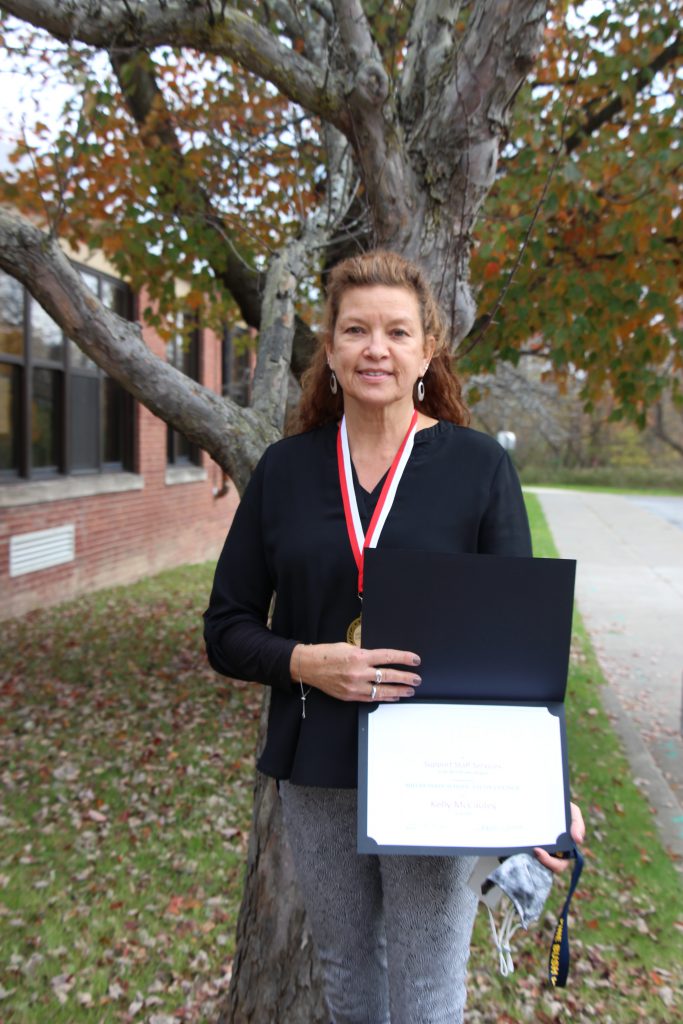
[
  {"xmin": 0, "ymin": 566, "xmax": 259, "ymax": 1023},
  {"xmin": 1, "ymin": 559, "xmax": 682, "ymax": 1022}
]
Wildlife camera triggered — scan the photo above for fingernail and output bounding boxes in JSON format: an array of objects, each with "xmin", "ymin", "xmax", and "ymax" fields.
[
  {"xmin": 413, "ymin": 656, "xmax": 421, "ymax": 666},
  {"xmin": 413, "ymin": 676, "xmax": 421, "ymax": 685},
  {"xmin": 405, "ymin": 688, "xmax": 415, "ymax": 697}
]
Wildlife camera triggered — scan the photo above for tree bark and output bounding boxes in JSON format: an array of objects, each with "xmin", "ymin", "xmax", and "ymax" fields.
[
  {"xmin": 220, "ymin": 707, "xmax": 328, "ymax": 1023},
  {"xmin": 393, "ymin": 0, "xmax": 549, "ymax": 340}
]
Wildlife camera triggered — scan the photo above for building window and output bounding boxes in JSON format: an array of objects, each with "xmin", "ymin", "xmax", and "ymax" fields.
[
  {"xmin": 222, "ymin": 325, "xmax": 253, "ymax": 407},
  {"xmin": 166, "ymin": 314, "xmax": 200, "ymax": 466},
  {"xmin": 0, "ymin": 266, "xmax": 134, "ymax": 480}
]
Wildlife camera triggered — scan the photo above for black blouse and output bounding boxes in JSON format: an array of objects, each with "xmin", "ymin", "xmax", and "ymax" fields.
[{"xmin": 203, "ymin": 420, "xmax": 532, "ymax": 787}]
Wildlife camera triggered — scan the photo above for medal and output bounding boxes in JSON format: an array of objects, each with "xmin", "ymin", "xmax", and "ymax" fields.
[
  {"xmin": 337, "ymin": 410, "xmax": 418, "ymax": 644},
  {"xmin": 346, "ymin": 615, "xmax": 362, "ymax": 647}
]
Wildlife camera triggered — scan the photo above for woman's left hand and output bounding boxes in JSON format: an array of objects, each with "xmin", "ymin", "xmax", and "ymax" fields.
[{"xmin": 533, "ymin": 802, "xmax": 585, "ymax": 874}]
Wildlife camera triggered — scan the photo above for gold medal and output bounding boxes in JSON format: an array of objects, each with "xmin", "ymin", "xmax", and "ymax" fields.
[{"xmin": 346, "ymin": 615, "xmax": 362, "ymax": 647}]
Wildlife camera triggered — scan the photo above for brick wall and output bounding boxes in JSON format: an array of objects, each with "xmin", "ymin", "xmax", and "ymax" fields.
[{"xmin": 0, "ymin": 308, "xmax": 241, "ymax": 621}]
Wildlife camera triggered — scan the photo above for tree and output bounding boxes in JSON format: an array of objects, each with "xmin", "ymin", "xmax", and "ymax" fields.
[
  {"xmin": 0, "ymin": 2, "xmax": 680, "ymax": 1018},
  {"xmin": 465, "ymin": 1, "xmax": 682, "ymax": 426}
]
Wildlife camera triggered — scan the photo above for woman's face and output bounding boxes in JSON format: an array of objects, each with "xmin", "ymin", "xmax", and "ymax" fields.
[{"xmin": 326, "ymin": 285, "xmax": 435, "ymax": 415}]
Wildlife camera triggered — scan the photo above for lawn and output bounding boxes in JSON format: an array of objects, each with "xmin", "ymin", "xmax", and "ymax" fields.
[{"xmin": 0, "ymin": 501, "xmax": 681, "ymax": 1022}]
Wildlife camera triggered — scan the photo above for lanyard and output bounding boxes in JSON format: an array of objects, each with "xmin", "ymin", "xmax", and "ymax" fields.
[
  {"xmin": 548, "ymin": 847, "xmax": 584, "ymax": 987},
  {"xmin": 337, "ymin": 409, "xmax": 418, "ymax": 595}
]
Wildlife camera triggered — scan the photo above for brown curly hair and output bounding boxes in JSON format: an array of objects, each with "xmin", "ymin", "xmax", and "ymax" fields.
[{"xmin": 295, "ymin": 250, "xmax": 470, "ymax": 432}]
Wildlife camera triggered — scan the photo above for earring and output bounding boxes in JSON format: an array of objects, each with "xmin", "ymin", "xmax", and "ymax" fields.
[
  {"xmin": 417, "ymin": 377, "xmax": 425, "ymax": 402},
  {"xmin": 329, "ymin": 370, "xmax": 338, "ymax": 395}
]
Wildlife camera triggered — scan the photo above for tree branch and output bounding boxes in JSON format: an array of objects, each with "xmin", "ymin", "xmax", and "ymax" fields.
[
  {"xmin": 399, "ymin": 1, "xmax": 549, "ymax": 345},
  {"xmin": 400, "ymin": 1, "xmax": 461, "ymax": 123},
  {"xmin": 249, "ymin": 238, "xmax": 311, "ymax": 432},
  {"xmin": 250, "ymin": 132, "xmax": 359, "ymax": 430},
  {"xmin": 310, "ymin": 0, "xmax": 334, "ymax": 26},
  {"xmin": 404, "ymin": 0, "xmax": 549, "ymax": 229},
  {"xmin": 0, "ymin": 205, "xmax": 276, "ymax": 490},
  {"xmin": 327, "ymin": 0, "xmax": 413, "ymax": 245},
  {"xmin": 260, "ymin": 0, "xmax": 303, "ymax": 42},
  {"xmin": 331, "ymin": 0, "xmax": 377, "ymax": 64},
  {"xmin": 565, "ymin": 31, "xmax": 682, "ymax": 154},
  {"xmin": 2, "ymin": 0, "xmax": 349, "ymax": 130}
]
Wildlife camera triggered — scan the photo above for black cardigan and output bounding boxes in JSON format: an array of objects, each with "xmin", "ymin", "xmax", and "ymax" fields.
[{"xmin": 203, "ymin": 420, "xmax": 532, "ymax": 787}]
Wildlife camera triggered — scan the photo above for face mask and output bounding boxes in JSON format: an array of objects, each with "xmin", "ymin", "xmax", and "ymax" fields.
[
  {"xmin": 469, "ymin": 852, "xmax": 553, "ymax": 977},
  {"xmin": 487, "ymin": 852, "xmax": 554, "ymax": 928}
]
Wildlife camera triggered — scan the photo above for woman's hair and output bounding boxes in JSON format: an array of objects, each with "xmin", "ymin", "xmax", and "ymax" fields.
[{"xmin": 295, "ymin": 249, "xmax": 470, "ymax": 432}]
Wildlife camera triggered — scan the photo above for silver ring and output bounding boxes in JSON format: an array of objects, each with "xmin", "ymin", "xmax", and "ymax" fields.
[
  {"xmin": 370, "ymin": 683, "xmax": 378, "ymax": 701},
  {"xmin": 375, "ymin": 668, "xmax": 382, "ymax": 685}
]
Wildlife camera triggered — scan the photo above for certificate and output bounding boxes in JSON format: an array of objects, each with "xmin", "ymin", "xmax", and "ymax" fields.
[
  {"xmin": 358, "ymin": 701, "xmax": 571, "ymax": 856},
  {"xmin": 357, "ymin": 548, "xmax": 577, "ymax": 856}
]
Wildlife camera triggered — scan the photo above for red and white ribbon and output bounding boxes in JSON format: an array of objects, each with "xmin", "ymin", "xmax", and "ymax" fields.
[{"xmin": 337, "ymin": 409, "xmax": 418, "ymax": 594}]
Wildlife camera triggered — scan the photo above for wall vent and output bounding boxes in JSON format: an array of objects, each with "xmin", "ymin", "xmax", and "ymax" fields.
[{"xmin": 9, "ymin": 524, "xmax": 76, "ymax": 578}]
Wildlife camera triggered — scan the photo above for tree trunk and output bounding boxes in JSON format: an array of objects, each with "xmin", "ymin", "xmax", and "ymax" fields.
[
  {"xmin": 217, "ymin": 692, "xmax": 328, "ymax": 1023},
  {"xmin": 221, "ymin": 773, "xmax": 328, "ymax": 1023}
]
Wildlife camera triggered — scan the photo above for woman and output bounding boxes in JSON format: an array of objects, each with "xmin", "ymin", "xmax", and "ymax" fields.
[{"xmin": 204, "ymin": 250, "xmax": 584, "ymax": 1024}]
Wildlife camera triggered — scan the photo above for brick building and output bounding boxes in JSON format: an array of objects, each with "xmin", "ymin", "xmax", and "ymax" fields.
[{"xmin": 0, "ymin": 251, "xmax": 251, "ymax": 620}]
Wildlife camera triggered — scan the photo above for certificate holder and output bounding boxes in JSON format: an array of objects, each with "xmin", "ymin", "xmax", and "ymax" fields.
[{"xmin": 357, "ymin": 549, "xmax": 576, "ymax": 857}]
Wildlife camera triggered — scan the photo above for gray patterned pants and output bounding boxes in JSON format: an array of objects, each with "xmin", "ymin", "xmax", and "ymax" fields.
[{"xmin": 280, "ymin": 782, "xmax": 478, "ymax": 1024}]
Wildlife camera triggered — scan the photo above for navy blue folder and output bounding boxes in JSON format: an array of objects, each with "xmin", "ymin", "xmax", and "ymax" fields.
[
  {"xmin": 361, "ymin": 549, "xmax": 576, "ymax": 702},
  {"xmin": 357, "ymin": 549, "xmax": 577, "ymax": 856}
]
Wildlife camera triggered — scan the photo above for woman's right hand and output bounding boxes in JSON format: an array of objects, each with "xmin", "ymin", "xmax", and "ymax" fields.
[{"xmin": 291, "ymin": 642, "xmax": 422, "ymax": 703}]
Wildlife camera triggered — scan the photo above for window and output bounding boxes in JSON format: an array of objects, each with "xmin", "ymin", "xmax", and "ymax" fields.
[
  {"xmin": 222, "ymin": 325, "xmax": 252, "ymax": 406},
  {"xmin": 166, "ymin": 314, "xmax": 201, "ymax": 466},
  {"xmin": 0, "ymin": 266, "xmax": 134, "ymax": 480}
]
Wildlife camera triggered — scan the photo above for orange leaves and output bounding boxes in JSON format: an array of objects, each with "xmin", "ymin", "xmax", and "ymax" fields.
[
  {"xmin": 184, "ymin": 289, "xmax": 204, "ymax": 312},
  {"xmin": 165, "ymin": 894, "xmax": 201, "ymax": 916},
  {"xmin": 103, "ymin": 233, "xmax": 126, "ymax": 257}
]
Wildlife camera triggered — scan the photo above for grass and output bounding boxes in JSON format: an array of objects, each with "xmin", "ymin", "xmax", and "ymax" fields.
[
  {"xmin": 0, "ymin": 566, "xmax": 261, "ymax": 1023},
  {"xmin": 518, "ymin": 465, "xmax": 683, "ymax": 494},
  {"xmin": 523, "ymin": 483, "xmax": 683, "ymax": 497},
  {"xmin": 1, "ymin": 510, "xmax": 682, "ymax": 1023},
  {"xmin": 466, "ymin": 495, "xmax": 683, "ymax": 1022}
]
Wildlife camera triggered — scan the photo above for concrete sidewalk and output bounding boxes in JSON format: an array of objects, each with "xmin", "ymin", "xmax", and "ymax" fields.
[{"xmin": 527, "ymin": 487, "xmax": 683, "ymax": 867}]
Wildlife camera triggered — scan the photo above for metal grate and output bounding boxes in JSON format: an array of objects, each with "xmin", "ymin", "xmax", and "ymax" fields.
[{"xmin": 9, "ymin": 524, "xmax": 75, "ymax": 578}]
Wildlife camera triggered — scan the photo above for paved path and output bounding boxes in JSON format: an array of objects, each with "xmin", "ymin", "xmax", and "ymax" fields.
[{"xmin": 527, "ymin": 488, "xmax": 683, "ymax": 865}]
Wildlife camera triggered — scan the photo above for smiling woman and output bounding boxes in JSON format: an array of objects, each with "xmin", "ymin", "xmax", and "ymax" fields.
[
  {"xmin": 296, "ymin": 250, "xmax": 470, "ymax": 436},
  {"xmin": 204, "ymin": 249, "xmax": 584, "ymax": 1024},
  {"xmin": 327, "ymin": 285, "xmax": 434, "ymax": 439}
]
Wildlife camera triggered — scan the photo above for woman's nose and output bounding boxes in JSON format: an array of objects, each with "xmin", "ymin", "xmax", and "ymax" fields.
[{"xmin": 364, "ymin": 329, "xmax": 389, "ymax": 355}]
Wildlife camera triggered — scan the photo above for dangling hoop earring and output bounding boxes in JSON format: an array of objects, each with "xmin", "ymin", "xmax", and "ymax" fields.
[
  {"xmin": 329, "ymin": 370, "xmax": 338, "ymax": 395},
  {"xmin": 417, "ymin": 377, "xmax": 425, "ymax": 402}
]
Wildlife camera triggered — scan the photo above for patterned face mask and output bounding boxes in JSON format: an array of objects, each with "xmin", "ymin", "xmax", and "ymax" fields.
[
  {"xmin": 487, "ymin": 852, "xmax": 554, "ymax": 928},
  {"xmin": 469, "ymin": 853, "xmax": 553, "ymax": 977}
]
